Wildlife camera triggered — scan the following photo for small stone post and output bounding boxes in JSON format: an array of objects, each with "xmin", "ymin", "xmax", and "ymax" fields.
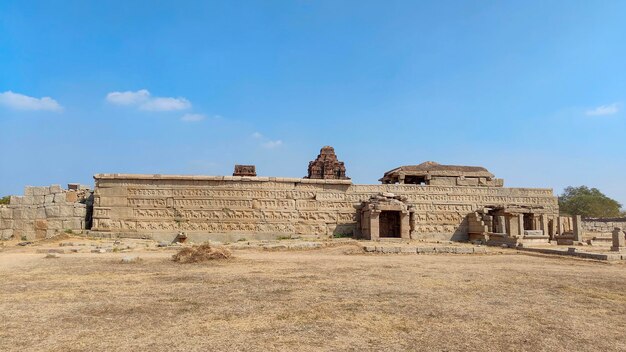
[
  {"xmin": 496, "ymin": 216, "xmax": 506, "ymax": 233},
  {"xmin": 540, "ymin": 214, "xmax": 549, "ymax": 237},
  {"xmin": 400, "ymin": 211, "xmax": 410, "ymax": 239},
  {"xmin": 572, "ymin": 215, "xmax": 583, "ymax": 242},
  {"xmin": 517, "ymin": 214, "xmax": 525, "ymax": 237},
  {"xmin": 370, "ymin": 211, "xmax": 380, "ymax": 241},
  {"xmin": 611, "ymin": 228, "xmax": 625, "ymax": 252}
]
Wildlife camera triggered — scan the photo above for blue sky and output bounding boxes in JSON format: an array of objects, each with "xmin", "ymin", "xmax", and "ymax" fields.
[{"xmin": 1, "ymin": 1, "xmax": 625, "ymax": 206}]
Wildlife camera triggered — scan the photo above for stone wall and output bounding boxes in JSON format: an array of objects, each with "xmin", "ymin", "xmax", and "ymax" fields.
[
  {"xmin": 582, "ymin": 218, "xmax": 626, "ymax": 238},
  {"xmin": 0, "ymin": 185, "xmax": 91, "ymax": 240},
  {"xmin": 91, "ymin": 174, "xmax": 558, "ymax": 242}
]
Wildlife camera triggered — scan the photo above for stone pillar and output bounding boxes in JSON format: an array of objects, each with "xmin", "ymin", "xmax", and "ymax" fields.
[
  {"xmin": 611, "ymin": 228, "xmax": 625, "ymax": 252},
  {"xmin": 508, "ymin": 215, "xmax": 517, "ymax": 237},
  {"xmin": 370, "ymin": 211, "xmax": 380, "ymax": 241},
  {"xmin": 548, "ymin": 217, "xmax": 556, "ymax": 239},
  {"xmin": 400, "ymin": 211, "xmax": 410, "ymax": 240},
  {"xmin": 572, "ymin": 215, "xmax": 583, "ymax": 242},
  {"xmin": 517, "ymin": 214, "xmax": 525, "ymax": 237},
  {"xmin": 557, "ymin": 216, "xmax": 563, "ymax": 235},
  {"xmin": 496, "ymin": 216, "xmax": 506, "ymax": 233},
  {"xmin": 398, "ymin": 173, "xmax": 405, "ymax": 184},
  {"xmin": 540, "ymin": 214, "xmax": 549, "ymax": 237}
]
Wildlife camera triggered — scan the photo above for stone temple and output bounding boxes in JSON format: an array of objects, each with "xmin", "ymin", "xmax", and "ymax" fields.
[
  {"xmin": 14, "ymin": 145, "xmax": 620, "ymax": 246},
  {"xmin": 81, "ymin": 146, "xmax": 560, "ymax": 244}
]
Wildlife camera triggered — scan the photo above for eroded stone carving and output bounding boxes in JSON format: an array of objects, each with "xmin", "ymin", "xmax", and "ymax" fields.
[{"xmin": 233, "ymin": 165, "xmax": 256, "ymax": 177}]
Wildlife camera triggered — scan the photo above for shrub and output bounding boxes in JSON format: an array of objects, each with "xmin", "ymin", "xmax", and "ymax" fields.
[
  {"xmin": 333, "ymin": 233, "xmax": 352, "ymax": 238},
  {"xmin": 0, "ymin": 196, "xmax": 10, "ymax": 205},
  {"xmin": 172, "ymin": 244, "xmax": 232, "ymax": 263}
]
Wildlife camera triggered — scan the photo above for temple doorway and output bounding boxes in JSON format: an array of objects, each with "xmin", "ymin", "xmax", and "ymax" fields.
[{"xmin": 379, "ymin": 211, "xmax": 401, "ymax": 238}]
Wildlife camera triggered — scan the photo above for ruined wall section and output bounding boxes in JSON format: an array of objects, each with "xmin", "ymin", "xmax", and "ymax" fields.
[
  {"xmin": 91, "ymin": 174, "xmax": 557, "ymax": 241},
  {"xmin": 92, "ymin": 176, "xmax": 353, "ymax": 240},
  {"xmin": 0, "ymin": 185, "xmax": 90, "ymax": 240},
  {"xmin": 582, "ymin": 218, "xmax": 626, "ymax": 238},
  {"xmin": 351, "ymin": 184, "xmax": 558, "ymax": 240}
]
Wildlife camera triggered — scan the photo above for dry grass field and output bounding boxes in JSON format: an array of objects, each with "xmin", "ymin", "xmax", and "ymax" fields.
[{"xmin": 1, "ymin": 241, "xmax": 625, "ymax": 352}]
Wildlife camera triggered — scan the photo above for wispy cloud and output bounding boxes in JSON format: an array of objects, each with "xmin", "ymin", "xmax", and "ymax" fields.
[
  {"xmin": 105, "ymin": 89, "xmax": 150, "ymax": 106},
  {"xmin": 181, "ymin": 113, "xmax": 206, "ymax": 122},
  {"xmin": 251, "ymin": 132, "xmax": 283, "ymax": 149},
  {"xmin": 262, "ymin": 140, "xmax": 283, "ymax": 149},
  {"xmin": 586, "ymin": 103, "xmax": 620, "ymax": 116},
  {"xmin": 140, "ymin": 97, "xmax": 191, "ymax": 111},
  {"xmin": 0, "ymin": 91, "xmax": 63, "ymax": 111},
  {"xmin": 106, "ymin": 89, "xmax": 191, "ymax": 111}
]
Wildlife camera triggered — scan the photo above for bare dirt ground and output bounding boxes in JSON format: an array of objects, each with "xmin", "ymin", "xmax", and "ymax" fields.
[{"xmin": 1, "ymin": 239, "xmax": 625, "ymax": 352}]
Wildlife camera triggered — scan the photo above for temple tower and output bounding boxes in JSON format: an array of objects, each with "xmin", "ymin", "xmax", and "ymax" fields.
[{"xmin": 306, "ymin": 146, "xmax": 349, "ymax": 180}]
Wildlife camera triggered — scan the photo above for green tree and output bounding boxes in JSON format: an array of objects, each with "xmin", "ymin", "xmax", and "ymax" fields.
[
  {"xmin": 559, "ymin": 186, "xmax": 622, "ymax": 218},
  {"xmin": 0, "ymin": 196, "xmax": 10, "ymax": 205}
]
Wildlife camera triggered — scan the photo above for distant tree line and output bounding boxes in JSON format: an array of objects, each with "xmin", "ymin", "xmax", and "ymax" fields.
[{"xmin": 559, "ymin": 186, "xmax": 623, "ymax": 218}]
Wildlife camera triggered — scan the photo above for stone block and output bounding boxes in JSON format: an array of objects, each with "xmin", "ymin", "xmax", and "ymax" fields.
[
  {"xmin": 0, "ymin": 207, "xmax": 12, "ymax": 219},
  {"xmin": 121, "ymin": 255, "xmax": 141, "ymax": 263},
  {"xmin": 49, "ymin": 184, "xmax": 63, "ymax": 194},
  {"xmin": 611, "ymin": 228, "xmax": 626, "ymax": 252},
  {"xmin": 35, "ymin": 229, "xmax": 47, "ymax": 239},
  {"xmin": 62, "ymin": 218, "xmax": 82, "ymax": 230},
  {"xmin": 65, "ymin": 191, "xmax": 79, "ymax": 203},
  {"xmin": 53, "ymin": 193, "xmax": 67, "ymax": 204},
  {"xmin": 32, "ymin": 195, "xmax": 45, "ymax": 205},
  {"xmin": 21, "ymin": 229, "xmax": 36, "ymax": 240},
  {"xmin": 9, "ymin": 196, "xmax": 22, "ymax": 205},
  {"xmin": 47, "ymin": 219, "xmax": 63, "ymax": 230},
  {"xmin": 73, "ymin": 206, "xmax": 86, "ymax": 217},
  {"xmin": 36, "ymin": 207, "xmax": 46, "ymax": 218},
  {"xmin": 33, "ymin": 187, "xmax": 49, "ymax": 196},
  {"xmin": 454, "ymin": 247, "xmax": 473, "ymax": 254},
  {"xmin": 0, "ymin": 229, "xmax": 13, "ymax": 240},
  {"xmin": 45, "ymin": 206, "xmax": 61, "ymax": 218},
  {"xmin": 381, "ymin": 246, "xmax": 400, "ymax": 253},
  {"xmin": 417, "ymin": 247, "xmax": 435, "ymax": 254},
  {"xmin": 13, "ymin": 208, "xmax": 36, "ymax": 220},
  {"xmin": 472, "ymin": 247, "xmax": 487, "ymax": 254},
  {"xmin": 400, "ymin": 246, "xmax": 416, "ymax": 253},
  {"xmin": 34, "ymin": 219, "xmax": 48, "ymax": 230},
  {"xmin": 59, "ymin": 206, "xmax": 74, "ymax": 218},
  {"xmin": 435, "ymin": 246, "xmax": 454, "ymax": 253},
  {"xmin": 0, "ymin": 219, "xmax": 13, "ymax": 229},
  {"xmin": 44, "ymin": 194, "xmax": 55, "ymax": 204},
  {"xmin": 12, "ymin": 219, "xmax": 28, "ymax": 230},
  {"xmin": 363, "ymin": 245, "xmax": 376, "ymax": 252},
  {"xmin": 24, "ymin": 187, "xmax": 35, "ymax": 196}
]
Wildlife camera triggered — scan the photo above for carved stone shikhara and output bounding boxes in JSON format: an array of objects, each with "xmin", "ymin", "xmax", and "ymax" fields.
[{"xmin": 306, "ymin": 146, "xmax": 349, "ymax": 180}]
